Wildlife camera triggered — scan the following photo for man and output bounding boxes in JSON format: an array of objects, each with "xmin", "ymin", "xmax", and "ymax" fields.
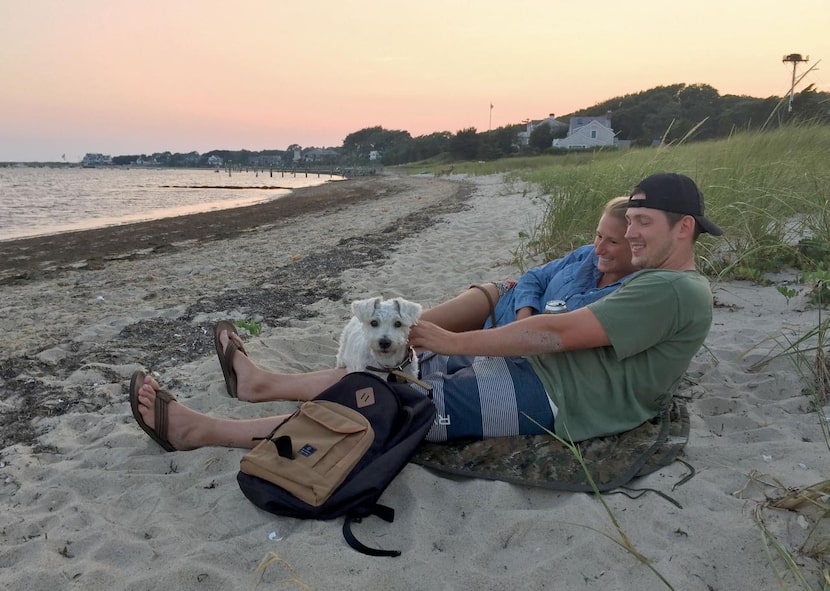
[
  {"xmin": 131, "ymin": 173, "xmax": 722, "ymax": 451},
  {"xmin": 409, "ymin": 172, "xmax": 721, "ymax": 441}
]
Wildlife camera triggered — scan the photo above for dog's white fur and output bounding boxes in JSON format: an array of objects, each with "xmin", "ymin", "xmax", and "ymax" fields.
[{"xmin": 336, "ymin": 296, "xmax": 422, "ymax": 378}]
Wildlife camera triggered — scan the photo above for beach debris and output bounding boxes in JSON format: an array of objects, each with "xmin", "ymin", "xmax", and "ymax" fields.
[
  {"xmin": 799, "ymin": 463, "xmax": 809, "ymax": 470},
  {"xmin": 268, "ymin": 530, "xmax": 284, "ymax": 541},
  {"xmin": 762, "ymin": 454, "xmax": 773, "ymax": 462},
  {"xmin": 96, "ymin": 295, "xmax": 105, "ymax": 302}
]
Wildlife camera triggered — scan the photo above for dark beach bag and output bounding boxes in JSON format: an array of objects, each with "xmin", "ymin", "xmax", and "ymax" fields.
[{"xmin": 237, "ymin": 372, "xmax": 435, "ymax": 557}]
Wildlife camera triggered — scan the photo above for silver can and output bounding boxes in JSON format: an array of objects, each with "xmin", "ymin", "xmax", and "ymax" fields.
[{"xmin": 543, "ymin": 300, "xmax": 568, "ymax": 314}]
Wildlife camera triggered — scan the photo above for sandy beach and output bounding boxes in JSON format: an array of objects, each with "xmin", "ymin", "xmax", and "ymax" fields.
[{"xmin": 0, "ymin": 172, "xmax": 827, "ymax": 590}]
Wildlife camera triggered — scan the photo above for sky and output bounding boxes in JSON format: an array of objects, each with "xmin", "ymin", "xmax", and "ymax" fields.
[{"xmin": 1, "ymin": 0, "xmax": 828, "ymax": 162}]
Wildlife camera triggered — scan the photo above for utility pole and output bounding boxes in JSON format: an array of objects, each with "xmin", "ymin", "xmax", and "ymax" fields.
[
  {"xmin": 782, "ymin": 53, "xmax": 809, "ymax": 112},
  {"xmin": 489, "ymin": 102, "xmax": 493, "ymax": 131}
]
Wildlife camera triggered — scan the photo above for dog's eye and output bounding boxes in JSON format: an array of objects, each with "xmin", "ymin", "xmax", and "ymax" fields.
[
  {"xmin": 370, "ymin": 320, "xmax": 379, "ymax": 328},
  {"xmin": 394, "ymin": 321, "xmax": 402, "ymax": 328}
]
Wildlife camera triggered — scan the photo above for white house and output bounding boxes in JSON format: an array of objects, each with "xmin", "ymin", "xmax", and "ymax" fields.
[
  {"xmin": 552, "ymin": 116, "xmax": 618, "ymax": 149},
  {"xmin": 81, "ymin": 153, "xmax": 112, "ymax": 166},
  {"xmin": 207, "ymin": 155, "xmax": 223, "ymax": 167},
  {"xmin": 517, "ymin": 114, "xmax": 568, "ymax": 146}
]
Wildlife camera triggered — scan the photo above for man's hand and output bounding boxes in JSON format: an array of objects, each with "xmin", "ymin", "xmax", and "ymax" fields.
[
  {"xmin": 409, "ymin": 320, "xmax": 462, "ymax": 355},
  {"xmin": 515, "ymin": 306, "xmax": 535, "ymax": 321}
]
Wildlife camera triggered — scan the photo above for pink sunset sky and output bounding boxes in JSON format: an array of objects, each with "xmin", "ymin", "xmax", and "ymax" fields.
[{"xmin": 1, "ymin": 0, "xmax": 827, "ymax": 162}]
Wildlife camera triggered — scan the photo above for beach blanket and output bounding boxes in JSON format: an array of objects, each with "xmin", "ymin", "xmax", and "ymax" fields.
[{"xmin": 411, "ymin": 398, "xmax": 690, "ymax": 494}]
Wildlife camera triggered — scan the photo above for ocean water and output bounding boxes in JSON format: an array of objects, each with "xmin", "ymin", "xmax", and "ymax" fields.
[{"xmin": 0, "ymin": 166, "xmax": 340, "ymax": 242}]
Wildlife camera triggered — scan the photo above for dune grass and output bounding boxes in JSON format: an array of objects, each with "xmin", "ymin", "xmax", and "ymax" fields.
[{"xmin": 434, "ymin": 122, "xmax": 830, "ymax": 281}]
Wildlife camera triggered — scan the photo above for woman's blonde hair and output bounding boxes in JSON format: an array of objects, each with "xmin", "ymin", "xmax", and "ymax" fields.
[{"xmin": 603, "ymin": 196, "xmax": 629, "ymax": 223}]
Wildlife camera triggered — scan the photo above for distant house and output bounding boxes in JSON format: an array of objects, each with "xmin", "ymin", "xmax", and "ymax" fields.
[
  {"xmin": 81, "ymin": 153, "xmax": 112, "ymax": 167},
  {"xmin": 303, "ymin": 148, "xmax": 339, "ymax": 163},
  {"xmin": 249, "ymin": 154, "xmax": 283, "ymax": 167},
  {"xmin": 207, "ymin": 155, "xmax": 223, "ymax": 167},
  {"xmin": 553, "ymin": 114, "xmax": 629, "ymax": 149},
  {"xmin": 368, "ymin": 150, "xmax": 382, "ymax": 161},
  {"xmin": 517, "ymin": 114, "xmax": 568, "ymax": 146}
]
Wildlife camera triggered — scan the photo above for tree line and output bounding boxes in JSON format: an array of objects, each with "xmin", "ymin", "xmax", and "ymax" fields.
[{"xmin": 112, "ymin": 83, "xmax": 829, "ymax": 168}]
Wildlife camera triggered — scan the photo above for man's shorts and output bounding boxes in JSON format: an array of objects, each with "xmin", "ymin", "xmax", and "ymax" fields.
[{"xmin": 414, "ymin": 353, "xmax": 556, "ymax": 442}]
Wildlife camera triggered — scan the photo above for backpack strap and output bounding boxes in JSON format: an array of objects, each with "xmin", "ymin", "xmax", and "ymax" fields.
[{"xmin": 342, "ymin": 504, "xmax": 401, "ymax": 557}]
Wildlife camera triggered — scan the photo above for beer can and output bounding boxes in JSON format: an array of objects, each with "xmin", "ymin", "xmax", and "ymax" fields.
[{"xmin": 544, "ymin": 300, "xmax": 568, "ymax": 314}]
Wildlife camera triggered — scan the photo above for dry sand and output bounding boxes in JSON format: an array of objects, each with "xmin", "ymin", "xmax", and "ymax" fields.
[{"xmin": 0, "ymin": 172, "xmax": 827, "ymax": 590}]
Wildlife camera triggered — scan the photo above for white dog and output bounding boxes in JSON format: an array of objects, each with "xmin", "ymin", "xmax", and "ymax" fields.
[{"xmin": 336, "ymin": 296, "xmax": 422, "ymax": 380}]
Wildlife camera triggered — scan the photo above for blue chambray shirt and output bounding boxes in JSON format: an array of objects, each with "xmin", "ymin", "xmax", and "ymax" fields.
[{"xmin": 484, "ymin": 244, "xmax": 634, "ymax": 328}]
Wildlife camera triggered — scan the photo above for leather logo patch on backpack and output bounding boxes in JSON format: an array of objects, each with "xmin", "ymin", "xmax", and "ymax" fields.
[{"xmin": 355, "ymin": 387, "xmax": 375, "ymax": 408}]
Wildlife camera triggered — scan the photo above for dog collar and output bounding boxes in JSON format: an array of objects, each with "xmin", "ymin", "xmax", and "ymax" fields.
[
  {"xmin": 366, "ymin": 348, "xmax": 433, "ymax": 394},
  {"xmin": 367, "ymin": 346, "xmax": 415, "ymax": 373}
]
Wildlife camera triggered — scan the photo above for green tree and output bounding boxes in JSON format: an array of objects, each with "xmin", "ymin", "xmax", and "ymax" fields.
[
  {"xmin": 790, "ymin": 84, "xmax": 830, "ymax": 124},
  {"xmin": 343, "ymin": 126, "xmax": 412, "ymax": 162},
  {"xmin": 411, "ymin": 132, "xmax": 452, "ymax": 160},
  {"xmin": 448, "ymin": 127, "xmax": 480, "ymax": 160},
  {"xmin": 529, "ymin": 123, "xmax": 554, "ymax": 151}
]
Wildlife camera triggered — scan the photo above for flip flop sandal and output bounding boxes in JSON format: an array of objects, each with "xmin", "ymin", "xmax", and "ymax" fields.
[
  {"xmin": 129, "ymin": 370, "xmax": 176, "ymax": 452},
  {"xmin": 214, "ymin": 320, "xmax": 248, "ymax": 398}
]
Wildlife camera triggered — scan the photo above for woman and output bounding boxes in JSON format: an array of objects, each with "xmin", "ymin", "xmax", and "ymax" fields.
[{"xmin": 417, "ymin": 195, "xmax": 636, "ymax": 332}]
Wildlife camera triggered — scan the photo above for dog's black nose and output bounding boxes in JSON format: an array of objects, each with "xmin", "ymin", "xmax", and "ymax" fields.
[{"xmin": 378, "ymin": 338, "xmax": 391, "ymax": 350}]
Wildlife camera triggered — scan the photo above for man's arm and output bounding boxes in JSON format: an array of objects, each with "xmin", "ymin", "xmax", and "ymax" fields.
[{"xmin": 409, "ymin": 306, "xmax": 610, "ymax": 357}]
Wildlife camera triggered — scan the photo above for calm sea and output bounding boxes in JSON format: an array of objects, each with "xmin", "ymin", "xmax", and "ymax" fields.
[{"xmin": 0, "ymin": 167, "xmax": 340, "ymax": 242}]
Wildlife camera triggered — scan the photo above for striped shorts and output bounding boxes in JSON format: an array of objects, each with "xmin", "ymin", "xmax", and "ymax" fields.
[{"xmin": 413, "ymin": 353, "xmax": 556, "ymax": 442}]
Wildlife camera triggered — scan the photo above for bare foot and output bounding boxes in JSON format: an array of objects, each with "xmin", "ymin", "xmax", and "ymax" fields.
[
  {"xmin": 134, "ymin": 374, "xmax": 203, "ymax": 450},
  {"xmin": 216, "ymin": 328, "xmax": 258, "ymax": 401}
]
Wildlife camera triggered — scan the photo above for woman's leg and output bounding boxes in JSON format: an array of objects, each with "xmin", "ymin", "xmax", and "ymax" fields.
[
  {"xmin": 218, "ymin": 329, "xmax": 347, "ymax": 403},
  {"xmin": 419, "ymin": 283, "xmax": 500, "ymax": 332},
  {"xmin": 216, "ymin": 282, "xmax": 498, "ymax": 403}
]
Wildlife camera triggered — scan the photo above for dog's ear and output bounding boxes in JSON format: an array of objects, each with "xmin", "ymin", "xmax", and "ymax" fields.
[
  {"xmin": 393, "ymin": 298, "xmax": 422, "ymax": 326},
  {"xmin": 352, "ymin": 297, "xmax": 381, "ymax": 321}
]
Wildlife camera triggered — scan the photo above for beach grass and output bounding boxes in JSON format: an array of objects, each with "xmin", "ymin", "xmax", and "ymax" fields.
[
  {"xmin": 253, "ymin": 552, "xmax": 312, "ymax": 590},
  {"xmin": 430, "ymin": 122, "xmax": 830, "ymax": 280}
]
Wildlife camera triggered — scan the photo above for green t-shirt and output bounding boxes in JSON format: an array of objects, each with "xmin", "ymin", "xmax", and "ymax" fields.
[{"xmin": 527, "ymin": 269, "xmax": 713, "ymax": 442}]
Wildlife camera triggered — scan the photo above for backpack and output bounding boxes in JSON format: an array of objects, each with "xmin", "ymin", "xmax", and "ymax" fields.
[{"xmin": 237, "ymin": 371, "xmax": 436, "ymax": 557}]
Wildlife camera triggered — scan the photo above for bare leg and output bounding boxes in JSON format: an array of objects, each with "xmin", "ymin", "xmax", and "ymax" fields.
[
  {"xmin": 135, "ymin": 374, "xmax": 287, "ymax": 450},
  {"xmin": 214, "ymin": 283, "xmax": 497, "ymax": 404},
  {"xmin": 215, "ymin": 285, "xmax": 497, "ymax": 404},
  {"xmin": 420, "ymin": 283, "xmax": 500, "ymax": 332},
  {"xmin": 218, "ymin": 329, "xmax": 347, "ymax": 403}
]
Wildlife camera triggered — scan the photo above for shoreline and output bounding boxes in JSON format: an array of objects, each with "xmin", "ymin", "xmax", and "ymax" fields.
[{"xmin": 0, "ymin": 176, "xmax": 406, "ymax": 284}]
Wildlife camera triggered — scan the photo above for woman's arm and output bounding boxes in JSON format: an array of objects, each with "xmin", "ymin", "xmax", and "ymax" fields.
[
  {"xmin": 512, "ymin": 245, "xmax": 594, "ymax": 313},
  {"xmin": 409, "ymin": 306, "xmax": 610, "ymax": 357}
]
